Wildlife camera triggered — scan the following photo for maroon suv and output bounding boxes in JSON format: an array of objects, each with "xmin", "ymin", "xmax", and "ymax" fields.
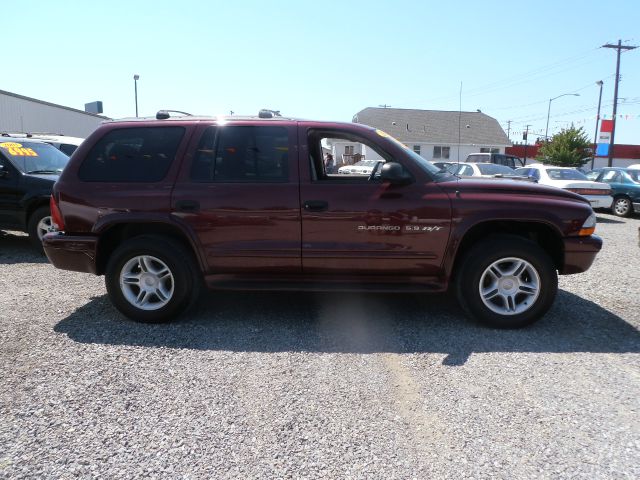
[{"xmin": 43, "ymin": 112, "xmax": 602, "ymax": 328}]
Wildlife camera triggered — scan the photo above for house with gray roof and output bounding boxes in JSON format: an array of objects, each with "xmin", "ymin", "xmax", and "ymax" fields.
[{"xmin": 352, "ymin": 107, "xmax": 511, "ymax": 162}]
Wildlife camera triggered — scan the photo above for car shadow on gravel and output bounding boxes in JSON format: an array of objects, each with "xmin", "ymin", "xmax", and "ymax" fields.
[
  {"xmin": 595, "ymin": 215, "xmax": 626, "ymax": 224},
  {"xmin": 0, "ymin": 231, "xmax": 48, "ymax": 264},
  {"xmin": 54, "ymin": 289, "xmax": 640, "ymax": 366}
]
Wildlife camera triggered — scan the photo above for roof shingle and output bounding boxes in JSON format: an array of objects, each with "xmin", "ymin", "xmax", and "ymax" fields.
[{"xmin": 353, "ymin": 107, "xmax": 511, "ymax": 146}]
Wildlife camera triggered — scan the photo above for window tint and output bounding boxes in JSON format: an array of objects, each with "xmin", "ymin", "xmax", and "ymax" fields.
[
  {"xmin": 79, "ymin": 127, "xmax": 184, "ymax": 182},
  {"xmin": 477, "ymin": 164, "xmax": 515, "ymax": 175},
  {"xmin": 545, "ymin": 169, "xmax": 587, "ymax": 181},
  {"xmin": 59, "ymin": 143, "xmax": 78, "ymax": 156},
  {"xmin": 191, "ymin": 126, "xmax": 289, "ymax": 183}
]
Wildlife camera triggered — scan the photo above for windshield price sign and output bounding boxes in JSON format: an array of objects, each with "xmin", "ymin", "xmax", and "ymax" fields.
[{"xmin": 0, "ymin": 142, "xmax": 39, "ymax": 157}]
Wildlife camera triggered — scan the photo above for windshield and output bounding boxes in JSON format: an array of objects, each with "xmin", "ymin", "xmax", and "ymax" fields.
[
  {"xmin": 354, "ymin": 160, "xmax": 377, "ymax": 167},
  {"xmin": 477, "ymin": 164, "xmax": 515, "ymax": 175},
  {"xmin": 545, "ymin": 168, "xmax": 588, "ymax": 181},
  {"xmin": 0, "ymin": 140, "xmax": 69, "ymax": 174},
  {"xmin": 374, "ymin": 128, "xmax": 443, "ymax": 177}
]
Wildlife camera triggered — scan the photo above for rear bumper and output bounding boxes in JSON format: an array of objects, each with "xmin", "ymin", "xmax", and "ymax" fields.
[
  {"xmin": 43, "ymin": 232, "xmax": 99, "ymax": 275},
  {"xmin": 584, "ymin": 194, "xmax": 613, "ymax": 209},
  {"xmin": 561, "ymin": 234, "xmax": 602, "ymax": 275}
]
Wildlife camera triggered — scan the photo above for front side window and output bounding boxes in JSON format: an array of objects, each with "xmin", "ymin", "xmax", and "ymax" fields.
[
  {"xmin": 191, "ymin": 126, "xmax": 289, "ymax": 183},
  {"xmin": 79, "ymin": 127, "xmax": 185, "ymax": 182}
]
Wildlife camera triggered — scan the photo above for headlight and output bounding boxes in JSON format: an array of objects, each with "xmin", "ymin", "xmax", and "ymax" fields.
[{"xmin": 579, "ymin": 212, "xmax": 596, "ymax": 236}]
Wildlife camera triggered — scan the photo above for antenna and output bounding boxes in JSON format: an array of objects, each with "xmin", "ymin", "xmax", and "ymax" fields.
[{"xmin": 457, "ymin": 81, "xmax": 462, "ymax": 164}]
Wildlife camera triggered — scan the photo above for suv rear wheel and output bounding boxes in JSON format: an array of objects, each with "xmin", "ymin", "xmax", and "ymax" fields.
[
  {"xmin": 456, "ymin": 235, "xmax": 557, "ymax": 328},
  {"xmin": 105, "ymin": 235, "xmax": 201, "ymax": 323}
]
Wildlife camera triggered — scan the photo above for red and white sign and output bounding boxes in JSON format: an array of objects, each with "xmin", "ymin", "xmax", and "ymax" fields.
[{"xmin": 600, "ymin": 119, "xmax": 614, "ymax": 133}]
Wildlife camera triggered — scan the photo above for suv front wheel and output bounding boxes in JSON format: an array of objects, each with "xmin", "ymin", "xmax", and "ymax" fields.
[
  {"xmin": 105, "ymin": 235, "xmax": 201, "ymax": 323},
  {"xmin": 456, "ymin": 235, "xmax": 557, "ymax": 328}
]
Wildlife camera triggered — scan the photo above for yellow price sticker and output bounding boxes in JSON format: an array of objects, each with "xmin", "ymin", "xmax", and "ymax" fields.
[
  {"xmin": 375, "ymin": 129, "xmax": 409, "ymax": 149},
  {"xmin": 0, "ymin": 142, "xmax": 38, "ymax": 157}
]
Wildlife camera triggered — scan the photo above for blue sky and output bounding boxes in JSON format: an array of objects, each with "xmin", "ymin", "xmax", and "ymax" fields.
[{"xmin": 3, "ymin": 0, "xmax": 639, "ymax": 143}]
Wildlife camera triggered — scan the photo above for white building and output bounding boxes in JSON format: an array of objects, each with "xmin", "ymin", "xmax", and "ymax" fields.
[
  {"xmin": 349, "ymin": 107, "xmax": 511, "ymax": 163},
  {"xmin": 0, "ymin": 89, "xmax": 108, "ymax": 138}
]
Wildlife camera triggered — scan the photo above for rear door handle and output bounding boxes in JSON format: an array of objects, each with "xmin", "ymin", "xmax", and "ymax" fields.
[
  {"xmin": 176, "ymin": 200, "xmax": 200, "ymax": 212},
  {"xmin": 303, "ymin": 200, "xmax": 328, "ymax": 212}
]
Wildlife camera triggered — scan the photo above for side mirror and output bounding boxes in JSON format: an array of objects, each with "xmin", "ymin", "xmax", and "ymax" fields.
[
  {"xmin": 0, "ymin": 164, "xmax": 8, "ymax": 179},
  {"xmin": 380, "ymin": 162, "xmax": 413, "ymax": 185}
]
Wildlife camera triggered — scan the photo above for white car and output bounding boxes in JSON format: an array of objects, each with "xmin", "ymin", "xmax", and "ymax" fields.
[
  {"xmin": 515, "ymin": 164, "xmax": 613, "ymax": 209},
  {"xmin": 338, "ymin": 159, "xmax": 381, "ymax": 175},
  {"xmin": 454, "ymin": 162, "xmax": 524, "ymax": 178}
]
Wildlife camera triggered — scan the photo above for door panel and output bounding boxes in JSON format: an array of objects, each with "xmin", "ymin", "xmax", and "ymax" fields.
[
  {"xmin": 172, "ymin": 124, "xmax": 301, "ymax": 274},
  {"xmin": 0, "ymin": 158, "xmax": 23, "ymax": 228},
  {"xmin": 300, "ymin": 182, "xmax": 451, "ymax": 275}
]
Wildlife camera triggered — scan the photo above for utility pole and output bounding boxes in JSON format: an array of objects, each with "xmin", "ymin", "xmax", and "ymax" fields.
[
  {"xmin": 602, "ymin": 40, "xmax": 638, "ymax": 167},
  {"xmin": 523, "ymin": 124, "xmax": 531, "ymax": 164},
  {"xmin": 506, "ymin": 120, "xmax": 512, "ymax": 141}
]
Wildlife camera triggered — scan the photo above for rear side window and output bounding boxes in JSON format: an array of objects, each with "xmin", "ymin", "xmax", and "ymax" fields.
[
  {"xmin": 59, "ymin": 143, "xmax": 78, "ymax": 156},
  {"xmin": 78, "ymin": 127, "xmax": 185, "ymax": 182},
  {"xmin": 190, "ymin": 126, "xmax": 289, "ymax": 182}
]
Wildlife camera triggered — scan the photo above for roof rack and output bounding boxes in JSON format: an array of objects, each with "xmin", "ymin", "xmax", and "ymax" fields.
[
  {"xmin": 156, "ymin": 110, "xmax": 193, "ymax": 120},
  {"xmin": 258, "ymin": 109, "xmax": 281, "ymax": 119}
]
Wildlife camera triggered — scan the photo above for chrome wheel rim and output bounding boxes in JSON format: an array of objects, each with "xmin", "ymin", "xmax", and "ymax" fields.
[
  {"xmin": 119, "ymin": 255, "xmax": 174, "ymax": 311},
  {"xmin": 479, "ymin": 257, "xmax": 540, "ymax": 316},
  {"xmin": 36, "ymin": 215, "xmax": 55, "ymax": 241},
  {"xmin": 614, "ymin": 199, "xmax": 630, "ymax": 215}
]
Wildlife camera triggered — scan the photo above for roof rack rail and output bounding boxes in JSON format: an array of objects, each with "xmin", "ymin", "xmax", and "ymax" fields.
[{"xmin": 156, "ymin": 110, "xmax": 193, "ymax": 120}]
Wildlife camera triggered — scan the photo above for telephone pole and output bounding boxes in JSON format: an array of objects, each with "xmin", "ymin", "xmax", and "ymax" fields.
[
  {"xmin": 523, "ymin": 124, "xmax": 531, "ymax": 164},
  {"xmin": 506, "ymin": 120, "xmax": 512, "ymax": 141},
  {"xmin": 602, "ymin": 40, "xmax": 638, "ymax": 167}
]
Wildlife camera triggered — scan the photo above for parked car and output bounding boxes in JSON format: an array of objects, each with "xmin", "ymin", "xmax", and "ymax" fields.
[
  {"xmin": 455, "ymin": 162, "xmax": 529, "ymax": 180},
  {"xmin": 0, "ymin": 138, "xmax": 70, "ymax": 248},
  {"xmin": 338, "ymin": 159, "xmax": 380, "ymax": 175},
  {"xmin": 584, "ymin": 167, "xmax": 640, "ymax": 217},
  {"xmin": 1, "ymin": 132, "xmax": 84, "ymax": 156},
  {"xmin": 44, "ymin": 111, "xmax": 601, "ymax": 329},
  {"xmin": 432, "ymin": 161, "xmax": 458, "ymax": 173},
  {"xmin": 466, "ymin": 153, "xmax": 524, "ymax": 169},
  {"xmin": 515, "ymin": 164, "xmax": 613, "ymax": 210}
]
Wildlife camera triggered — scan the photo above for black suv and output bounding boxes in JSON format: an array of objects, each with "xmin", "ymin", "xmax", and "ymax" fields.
[{"xmin": 0, "ymin": 138, "xmax": 69, "ymax": 249}]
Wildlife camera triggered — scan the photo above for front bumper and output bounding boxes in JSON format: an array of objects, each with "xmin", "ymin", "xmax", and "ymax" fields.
[
  {"xmin": 43, "ymin": 232, "xmax": 99, "ymax": 275},
  {"xmin": 561, "ymin": 234, "xmax": 603, "ymax": 275}
]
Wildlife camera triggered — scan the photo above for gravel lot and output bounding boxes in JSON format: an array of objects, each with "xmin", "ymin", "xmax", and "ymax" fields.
[{"xmin": 1, "ymin": 213, "xmax": 639, "ymax": 479}]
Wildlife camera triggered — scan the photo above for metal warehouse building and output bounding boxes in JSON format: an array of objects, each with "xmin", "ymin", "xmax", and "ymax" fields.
[{"xmin": 0, "ymin": 89, "xmax": 108, "ymax": 138}]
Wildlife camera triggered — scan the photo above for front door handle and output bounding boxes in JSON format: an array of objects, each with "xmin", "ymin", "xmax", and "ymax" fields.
[
  {"xmin": 303, "ymin": 200, "xmax": 328, "ymax": 212},
  {"xmin": 176, "ymin": 200, "xmax": 200, "ymax": 212}
]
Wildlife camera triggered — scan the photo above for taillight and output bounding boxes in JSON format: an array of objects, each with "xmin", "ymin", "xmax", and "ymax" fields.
[
  {"xmin": 50, "ymin": 195, "xmax": 65, "ymax": 231},
  {"xmin": 567, "ymin": 188, "xmax": 611, "ymax": 195}
]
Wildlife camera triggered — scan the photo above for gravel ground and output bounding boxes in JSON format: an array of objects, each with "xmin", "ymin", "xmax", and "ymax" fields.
[{"xmin": 1, "ymin": 213, "xmax": 639, "ymax": 479}]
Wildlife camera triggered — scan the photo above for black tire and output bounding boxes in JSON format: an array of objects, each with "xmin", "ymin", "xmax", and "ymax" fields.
[
  {"xmin": 27, "ymin": 206, "xmax": 53, "ymax": 252},
  {"xmin": 105, "ymin": 235, "xmax": 202, "ymax": 323},
  {"xmin": 612, "ymin": 196, "xmax": 632, "ymax": 217},
  {"xmin": 455, "ymin": 235, "xmax": 557, "ymax": 329}
]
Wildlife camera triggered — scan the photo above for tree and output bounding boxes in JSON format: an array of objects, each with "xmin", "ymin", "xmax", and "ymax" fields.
[{"xmin": 536, "ymin": 126, "xmax": 591, "ymax": 167}]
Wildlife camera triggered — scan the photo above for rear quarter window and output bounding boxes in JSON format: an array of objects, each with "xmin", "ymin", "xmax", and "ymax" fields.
[{"xmin": 78, "ymin": 127, "xmax": 185, "ymax": 182}]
